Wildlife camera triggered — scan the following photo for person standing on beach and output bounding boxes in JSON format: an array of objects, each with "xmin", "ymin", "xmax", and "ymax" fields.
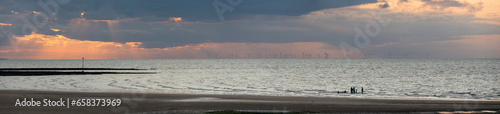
[{"xmin": 361, "ymin": 87, "xmax": 364, "ymax": 94}]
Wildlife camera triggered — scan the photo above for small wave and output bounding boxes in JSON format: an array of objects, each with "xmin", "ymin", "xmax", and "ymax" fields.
[
  {"xmin": 107, "ymin": 80, "xmax": 137, "ymax": 90},
  {"xmin": 455, "ymin": 92, "xmax": 472, "ymax": 94},
  {"xmin": 304, "ymin": 89, "xmax": 326, "ymax": 92},
  {"xmin": 131, "ymin": 84, "xmax": 153, "ymax": 89},
  {"xmin": 230, "ymin": 89, "xmax": 247, "ymax": 92},
  {"xmin": 187, "ymin": 87, "xmax": 212, "ymax": 91},
  {"xmin": 285, "ymin": 89, "xmax": 302, "ymax": 93},
  {"xmin": 157, "ymin": 85, "xmax": 182, "ymax": 90}
]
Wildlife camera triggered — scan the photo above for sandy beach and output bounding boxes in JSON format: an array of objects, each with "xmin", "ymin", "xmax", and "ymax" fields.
[{"xmin": 0, "ymin": 90, "xmax": 499, "ymax": 113}]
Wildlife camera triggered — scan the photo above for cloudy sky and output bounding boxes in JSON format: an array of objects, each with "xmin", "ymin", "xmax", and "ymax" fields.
[{"xmin": 0, "ymin": 0, "xmax": 499, "ymax": 59}]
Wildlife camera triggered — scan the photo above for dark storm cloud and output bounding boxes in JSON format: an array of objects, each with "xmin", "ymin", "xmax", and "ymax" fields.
[
  {"xmin": 0, "ymin": 26, "xmax": 10, "ymax": 46},
  {"xmin": 0, "ymin": 0, "xmax": 377, "ymax": 48},
  {"xmin": 68, "ymin": 0, "xmax": 377, "ymax": 22},
  {"xmin": 379, "ymin": 2, "xmax": 389, "ymax": 9},
  {"xmin": 1, "ymin": 0, "xmax": 377, "ymax": 22}
]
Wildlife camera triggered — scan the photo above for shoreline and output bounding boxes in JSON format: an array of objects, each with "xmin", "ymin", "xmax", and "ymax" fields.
[
  {"xmin": 4, "ymin": 89, "xmax": 499, "ymax": 102},
  {"xmin": 1, "ymin": 90, "xmax": 499, "ymax": 113}
]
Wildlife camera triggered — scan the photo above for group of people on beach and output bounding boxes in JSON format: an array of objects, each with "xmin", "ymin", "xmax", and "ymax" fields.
[
  {"xmin": 338, "ymin": 87, "xmax": 364, "ymax": 94},
  {"xmin": 350, "ymin": 87, "xmax": 363, "ymax": 94}
]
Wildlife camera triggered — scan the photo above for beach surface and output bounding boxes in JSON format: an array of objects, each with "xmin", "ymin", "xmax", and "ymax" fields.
[{"xmin": 1, "ymin": 90, "xmax": 499, "ymax": 113}]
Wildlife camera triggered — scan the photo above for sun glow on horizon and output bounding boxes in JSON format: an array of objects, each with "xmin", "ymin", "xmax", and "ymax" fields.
[
  {"xmin": 0, "ymin": 33, "xmax": 345, "ymax": 60},
  {"xmin": 169, "ymin": 17, "xmax": 183, "ymax": 22},
  {"xmin": 0, "ymin": 23, "xmax": 12, "ymax": 26}
]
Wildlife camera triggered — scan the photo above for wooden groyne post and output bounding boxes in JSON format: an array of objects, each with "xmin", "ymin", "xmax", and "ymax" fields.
[{"xmin": 82, "ymin": 57, "xmax": 84, "ymax": 72}]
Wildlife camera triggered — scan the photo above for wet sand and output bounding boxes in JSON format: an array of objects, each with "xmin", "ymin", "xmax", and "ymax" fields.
[{"xmin": 0, "ymin": 90, "xmax": 499, "ymax": 113}]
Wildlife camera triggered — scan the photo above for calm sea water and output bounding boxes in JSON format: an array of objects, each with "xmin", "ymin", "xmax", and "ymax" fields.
[{"xmin": 1, "ymin": 59, "xmax": 499, "ymax": 100}]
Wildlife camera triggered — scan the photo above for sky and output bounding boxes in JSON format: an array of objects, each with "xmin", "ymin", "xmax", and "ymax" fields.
[{"xmin": 0, "ymin": 0, "xmax": 499, "ymax": 59}]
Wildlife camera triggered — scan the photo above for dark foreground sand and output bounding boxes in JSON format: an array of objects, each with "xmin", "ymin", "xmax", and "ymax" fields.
[{"xmin": 1, "ymin": 90, "xmax": 499, "ymax": 113}]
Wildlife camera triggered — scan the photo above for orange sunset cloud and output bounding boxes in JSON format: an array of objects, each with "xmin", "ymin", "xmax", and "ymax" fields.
[
  {"xmin": 169, "ymin": 17, "xmax": 183, "ymax": 22},
  {"xmin": 0, "ymin": 33, "xmax": 144, "ymax": 59},
  {"xmin": 353, "ymin": 0, "xmax": 500, "ymax": 21},
  {"xmin": 0, "ymin": 23, "xmax": 12, "ymax": 26}
]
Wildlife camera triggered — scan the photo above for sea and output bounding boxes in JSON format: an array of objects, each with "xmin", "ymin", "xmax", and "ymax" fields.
[{"xmin": 1, "ymin": 59, "xmax": 499, "ymax": 100}]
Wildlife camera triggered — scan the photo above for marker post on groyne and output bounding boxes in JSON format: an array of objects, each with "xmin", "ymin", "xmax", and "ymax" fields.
[{"xmin": 82, "ymin": 57, "xmax": 84, "ymax": 72}]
